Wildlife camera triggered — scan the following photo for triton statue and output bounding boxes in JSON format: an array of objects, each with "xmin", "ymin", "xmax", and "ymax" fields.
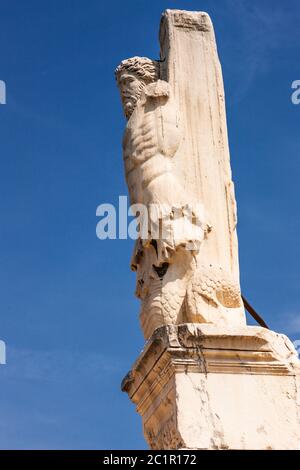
[{"xmin": 115, "ymin": 12, "xmax": 245, "ymax": 338}]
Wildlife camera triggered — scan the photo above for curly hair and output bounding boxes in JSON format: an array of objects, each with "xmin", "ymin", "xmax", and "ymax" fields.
[{"xmin": 115, "ymin": 56, "xmax": 159, "ymax": 84}]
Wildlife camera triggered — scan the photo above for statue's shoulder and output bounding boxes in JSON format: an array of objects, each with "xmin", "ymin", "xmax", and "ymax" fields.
[
  {"xmin": 123, "ymin": 80, "xmax": 171, "ymax": 141},
  {"xmin": 144, "ymin": 80, "xmax": 170, "ymax": 100}
]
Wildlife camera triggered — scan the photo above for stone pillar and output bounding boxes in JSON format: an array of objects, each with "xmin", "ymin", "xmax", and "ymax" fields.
[
  {"xmin": 115, "ymin": 9, "xmax": 300, "ymax": 449},
  {"xmin": 159, "ymin": 9, "xmax": 240, "ymax": 283},
  {"xmin": 122, "ymin": 324, "xmax": 300, "ymax": 450}
]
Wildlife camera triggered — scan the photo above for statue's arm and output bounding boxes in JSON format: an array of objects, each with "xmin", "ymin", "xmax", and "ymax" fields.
[{"xmin": 143, "ymin": 80, "xmax": 170, "ymax": 100}]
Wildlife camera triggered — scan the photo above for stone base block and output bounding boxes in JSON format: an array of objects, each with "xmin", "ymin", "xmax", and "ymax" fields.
[{"xmin": 122, "ymin": 324, "xmax": 300, "ymax": 450}]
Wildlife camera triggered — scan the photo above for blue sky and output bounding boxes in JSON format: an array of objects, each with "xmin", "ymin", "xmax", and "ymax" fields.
[{"xmin": 0, "ymin": 0, "xmax": 299, "ymax": 449}]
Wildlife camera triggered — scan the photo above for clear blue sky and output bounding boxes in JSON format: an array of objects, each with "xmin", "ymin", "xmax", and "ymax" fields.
[{"xmin": 0, "ymin": 0, "xmax": 299, "ymax": 450}]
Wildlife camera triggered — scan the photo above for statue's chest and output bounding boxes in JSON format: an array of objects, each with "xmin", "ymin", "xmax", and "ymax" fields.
[{"xmin": 123, "ymin": 108, "xmax": 157, "ymax": 158}]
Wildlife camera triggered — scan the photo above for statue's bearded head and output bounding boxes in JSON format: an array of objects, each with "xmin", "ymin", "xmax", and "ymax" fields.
[{"xmin": 115, "ymin": 57, "xmax": 159, "ymax": 119}]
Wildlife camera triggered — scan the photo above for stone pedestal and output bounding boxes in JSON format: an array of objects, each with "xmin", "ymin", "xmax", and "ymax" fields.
[{"xmin": 122, "ymin": 324, "xmax": 300, "ymax": 450}]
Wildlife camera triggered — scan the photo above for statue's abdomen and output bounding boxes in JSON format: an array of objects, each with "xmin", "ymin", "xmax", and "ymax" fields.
[{"xmin": 123, "ymin": 104, "xmax": 180, "ymax": 205}]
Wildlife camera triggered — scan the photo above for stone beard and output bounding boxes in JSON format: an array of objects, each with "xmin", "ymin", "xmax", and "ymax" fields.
[{"xmin": 115, "ymin": 56, "xmax": 245, "ymax": 340}]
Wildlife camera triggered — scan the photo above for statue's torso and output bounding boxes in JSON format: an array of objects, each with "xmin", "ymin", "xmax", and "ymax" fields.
[{"xmin": 122, "ymin": 85, "xmax": 181, "ymax": 206}]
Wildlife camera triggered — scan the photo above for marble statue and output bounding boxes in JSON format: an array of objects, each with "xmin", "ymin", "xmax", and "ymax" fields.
[{"xmin": 115, "ymin": 21, "xmax": 245, "ymax": 340}]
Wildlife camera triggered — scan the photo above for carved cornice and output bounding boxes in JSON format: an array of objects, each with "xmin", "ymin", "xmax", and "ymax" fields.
[{"xmin": 122, "ymin": 324, "xmax": 300, "ymax": 418}]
